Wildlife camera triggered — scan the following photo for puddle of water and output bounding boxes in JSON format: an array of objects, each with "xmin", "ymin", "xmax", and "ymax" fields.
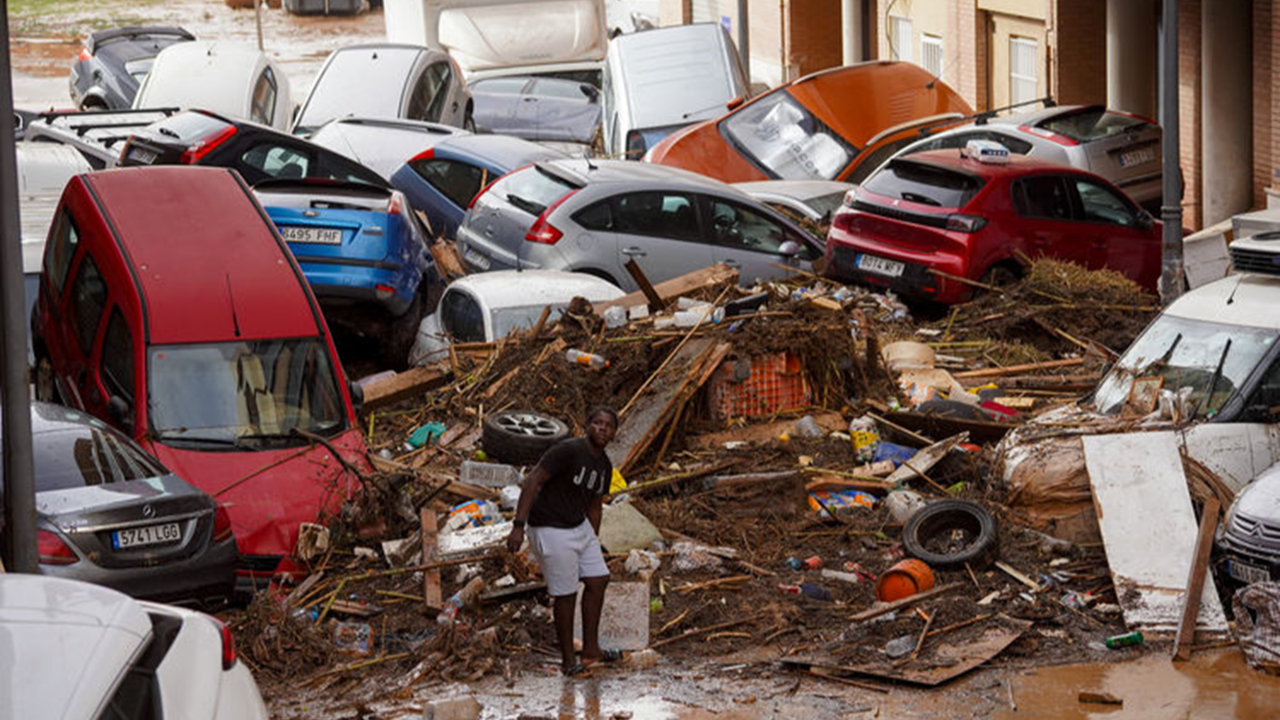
[{"xmin": 995, "ymin": 649, "xmax": 1280, "ymax": 719}]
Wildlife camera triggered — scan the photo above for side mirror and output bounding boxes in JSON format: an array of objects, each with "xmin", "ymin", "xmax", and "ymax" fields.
[
  {"xmin": 107, "ymin": 395, "xmax": 134, "ymax": 436},
  {"xmin": 725, "ymin": 96, "xmax": 745, "ymax": 111},
  {"xmin": 1137, "ymin": 210, "xmax": 1155, "ymax": 231},
  {"xmin": 580, "ymin": 84, "xmax": 600, "ymax": 103},
  {"xmin": 348, "ymin": 380, "xmax": 365, "ymax": 416},
  {"xmin": 777, "ymin": 240, "xmax": 802, "ymax": 257}
]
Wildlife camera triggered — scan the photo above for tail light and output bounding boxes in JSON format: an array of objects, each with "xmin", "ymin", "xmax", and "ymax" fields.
[
  {"xmin": 1113, "ymin": 109, "xmax": 1158, "ymax": 126},
  {"xmin": 842, "ymin": 188, "xmax": 858, "ymax": 207},
  {"xmin": 179, "ymin": 125, "xmax": 238, "ymax": 164},
  {"xmin": 207, "ymin": 615, "xmax": 238, "ymax": 670},
  {"xmin": 946, "ymin": 214, "xmax": 987, "ymax": 233},
  {"xmin": 624, "ymin": 130, "xmax": 646, "ymax": 159},
  {"xmin": 38, "ymin": 529, "xmax": 79, "ymax": 565},
  {"xmin": 408, "ymin": 147, "xmax": 435, "ymax": 163},
  {"xmin": 387, "ymin": 190, "xmax": 406, "ymax": 216},
  {"xmin": 77, "ymin": 47, "xmax": 93, "ymax": 62},
  {"xmin": 375, "ymin": 284, "xmax": 396, "ymax": 300},
  {"xmin": 211, "ymin": 504, "xmax": 234, "ymax": 544},
  {"xmin": 524, "ymin": 188, "xmax": 580, "ymax": 245},
  {"xmin": 1018, "ymin": 124, "xmax": 1077, "ymax": 147}
]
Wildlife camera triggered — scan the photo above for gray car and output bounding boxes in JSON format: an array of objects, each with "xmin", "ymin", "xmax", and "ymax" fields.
[
  {"xmin": 890, "ymin": 104, "xmax": 1163, "ymax": 212},
  {"xmin": 6, "ymin": 402, "xmax": 238, "ymax": 608},
  {"xmin": 455, "ymin": 159, "xmax": 823, "ymax": 291},
  {"xmin": 734, "ymin": 179, "xmax": 856, "ymax": 225}
]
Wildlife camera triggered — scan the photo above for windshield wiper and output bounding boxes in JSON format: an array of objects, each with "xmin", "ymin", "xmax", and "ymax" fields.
[
  {"xmin": 507, "ymin": 194, "xmax": 545, "ymax": 216},
  {"xmin": 900, "ymin": 192, "xmax": 941, "ymax": 206},
  {"xmin": 1195, "ymin": 338, "xmax": 1232, "ymax": 420}
]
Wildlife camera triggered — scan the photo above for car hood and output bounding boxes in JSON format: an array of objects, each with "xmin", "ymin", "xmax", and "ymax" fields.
[
  {"xmin": 390, "ymin": 0, "xmax": 607, "ymax": 75},
  {"xmin": 36, "ymin": 474, "xmax": 209, "ymax": 529},
  {"xmin": 145, "ymin": 430, "xmax": 368, "ymax": 558},
  {"xmin": 1234, "ymin": 466, "xmax": 1280, "ymax": 521},
  {"xmin": 645, "ymin": 115, "xmax": 768, "ymax": 182}
]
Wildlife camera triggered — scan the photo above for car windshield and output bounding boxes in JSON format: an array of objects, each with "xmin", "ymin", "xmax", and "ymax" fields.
[
  {"xmin": 1039, "ymin": 108, "xmax": 1149, "ymax": 143},
  {"xmin": 147, "ymin": 338, "xmax": 346, "ymax": 446},
  {"xmin": 29, "ymin": 426, "xmax": 166, "ymax": 492},
  {"xmin": 1092, "ymin": 315, "xmax": 1279, "ymax": 418},
  {"xmin": 492, "ymin": 305, "xmax": 566, "ymax": 338},
  {"xmin": 721, "ymin": 92, "xmax": 855, "ymax": 181},
  {"xmin": 861, "ymin": 159, "xmax": 985, "ymax": 208}
]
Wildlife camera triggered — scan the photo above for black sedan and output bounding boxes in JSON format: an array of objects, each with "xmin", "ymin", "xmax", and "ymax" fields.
[
  {"xmin": 8, "ymin": 402, "xmax": 238, "ymax": 608},
  {"xmin": 69, "ymin": 25, "xmax": 195, "ymax": 110}
]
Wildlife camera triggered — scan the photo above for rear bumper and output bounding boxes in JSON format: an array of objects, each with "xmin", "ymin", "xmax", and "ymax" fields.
[
  {"xmin": 42, "ymin": 537, "xmax": 239, "ymax": 610},
  {"xmin": 296, "ymin": 258, "xmax": 420, "ymax": 315},
  {"xmin": 825, "ymin": 239, "xmax": 973, "ymax": 304}
]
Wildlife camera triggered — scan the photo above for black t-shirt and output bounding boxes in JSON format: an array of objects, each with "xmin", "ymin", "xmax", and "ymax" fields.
[{"xmin": 527, "ymin": 437, "xmax": 612, "ymax": 529}]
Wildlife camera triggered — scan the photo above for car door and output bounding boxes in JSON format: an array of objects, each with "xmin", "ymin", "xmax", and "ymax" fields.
[
  {"xmin": 1068, "ymin": 176, "xmax": 1161, "ymax": 289},
  {"xmin": 701, "ymin": 195, "xmax": 818, "ymax": 283},
  {"xmin": 1009, "ymin": 174, "xmax": 1093, "ymax": 269},
  {"xmin": 589, "ymin": 191, "xmax": 714, "ymax": 290},
  {"xmin": 60, "ymin": 245, "xmax": 111, "ymax": 417}
]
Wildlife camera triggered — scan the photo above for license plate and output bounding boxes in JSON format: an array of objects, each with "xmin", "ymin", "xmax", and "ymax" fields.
[
  {"xmin": 856, "ymin": 253, "xmax": 905, "ymax": 278},
  {"xmin": 1227, "ymin": 558, "xmax": 1271, "ymax": 584},
  {"xmin": 280, "ymin": 226, "xmax": 343, "ymax": 245},
  {"xmin": 112, "ymin": 522, "xmax": 181, "ymax": 549},
  {"xmin": 127, "ymin": 147, "xmax": 157, "ymax": 165},
  {"xmin": 1117, "ymin": 147, "xmax": 1156, "ymax": 167},
  {"xmin": 463, "ymin": 246, "xmax": 491, "ymax": 271}
]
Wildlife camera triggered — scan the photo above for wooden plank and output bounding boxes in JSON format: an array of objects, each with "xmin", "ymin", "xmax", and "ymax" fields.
[
  {"xmin": 1173, "ymin": 497, "xmax": 1221, "ymax": 662},
  {"xmin": 421, "ymin": 508, "xmax": 441, "ymax": 609},
  {"xmin": 360, "ymin": 366, "xmax": 450, "ymax": 413},
  {"xmin": 593, "ymin": 264, "xmax": 739, "ymax": 314},
  {"xmin": 426, "ymin": 237, "xmax": 467, "ymax": 279},
  {"xmin": 624, "ymin": 258, "xmax": 664, "ymax": 312},
  {"xmin": 607, "ymin": 338, "xmax": 714, "ymax": 472},
  {"xmin": 847, "ymin": 582, "xmax": 964, "ymax": 622},
  {"xmin": 1083, "ymin": 432, "xmax": 1228, "ymax": 636},
  {"xmin": 952, "ymin": 358, "xmax": 1084, "ymax": 379}
]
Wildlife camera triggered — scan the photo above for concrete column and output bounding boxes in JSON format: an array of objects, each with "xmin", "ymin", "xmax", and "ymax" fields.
[
  {"xmin": 1107, "ymin": 0, "xmax": 1157, "ymax": 118},
  {"xmin": 1201, "ymin": 0, "xmax": 1253, "ymax": 226},
  {"xmin": 843, "ymin": 0, "xmax": 863, "ymax": 65}
]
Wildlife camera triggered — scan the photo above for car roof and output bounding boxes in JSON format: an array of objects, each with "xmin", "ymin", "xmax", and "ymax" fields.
[
  {"xmin": 892, "ymin": 148, "xmax": 1095, "ymax": 179},
  {"xmin": 1163, "ymin": 273, "xmax": 1280, "ymax": 330},
  {"xmin": 449, "ymin": 269, "xmax": 623, "ymax": 308},
  {"xmin": 0, "ymin": 575, "xmax": 152, "ymax": 720},
  {"xmin": 540, "ymin": 157, "xmax": 739, "ymax": 191},
  {"xmin": 733, "ymin": 179, "xmax": 854, "ymax": 202},
  {"xmin": 433, "ymin": 133, "xmax": 567, "ymax": 168},
  {"xmin": 985, "ymin": 103, "xmax": 1105, "ymax": 127},
  {"xmin": 82, "ymin": 166, "xmax": 320, "ymax": 344}
]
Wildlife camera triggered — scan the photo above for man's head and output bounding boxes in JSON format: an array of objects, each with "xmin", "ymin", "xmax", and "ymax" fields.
[{"xmin": 585, "ymin": 406, "xmax": 618, "ymax": 449}]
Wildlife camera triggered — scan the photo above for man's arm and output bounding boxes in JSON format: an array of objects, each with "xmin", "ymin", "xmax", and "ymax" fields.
[
  {"xmin": 506, "ymin": 464, "xmax": 549, "ymax": 553},
  {"xmin": 586, "ymin": 493, "xmax": 603, "ymax": 536}
]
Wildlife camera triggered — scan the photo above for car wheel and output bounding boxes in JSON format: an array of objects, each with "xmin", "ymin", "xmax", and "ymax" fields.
[
  {"xmin": 980, "ymin": 263, "xmax": 1020, "ymax": 289},
  {"xmin": 385, "ymin": 291, "xmax": 425, "ymax": 370},
  {"xmin": 902, "ymin": 499, "xmax": 999, "ymax": 572},
  {"xmin": 482, "ymin": 410, "xmax": 569, "ymax": 465}
]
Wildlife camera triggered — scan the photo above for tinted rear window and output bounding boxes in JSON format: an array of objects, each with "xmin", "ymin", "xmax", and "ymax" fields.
[
  {"xmin": 488, "ymin": 166, "xmax": 577, "ymax": 217},
  {"xmin": 31, "ymin": 426, "xmax": 165, "ymax": 491},
  {"xmin": 1039, "ymin": 109, "xmax": 1150, "ymax": 143},
  {"xmin": 861, "ymin": 160, "xmax": 985, "ymax": 208},
  {"xmin": 151, "ymin": 112, "xmax": 233, "ymax": 144}
]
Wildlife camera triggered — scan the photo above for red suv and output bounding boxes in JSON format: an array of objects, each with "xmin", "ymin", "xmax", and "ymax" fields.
[
  {"xmin": 31, "ymin": 166, "xmax": 371, "ymax": 595},
  {"xmin": 824, "ymin": 147, "xmax": 1161, "ymax": 303}
]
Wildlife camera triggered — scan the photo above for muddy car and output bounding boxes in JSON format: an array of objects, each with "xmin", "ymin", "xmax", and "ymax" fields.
[{"xmin": 996, "ymin": 242, "xmax": 1280, "ymax": 543}]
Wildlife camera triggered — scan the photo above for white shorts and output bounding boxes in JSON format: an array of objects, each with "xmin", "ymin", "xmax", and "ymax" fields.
[{"xmin": 528, "ymin": 520, "xmax": 609, "ymax": 597}]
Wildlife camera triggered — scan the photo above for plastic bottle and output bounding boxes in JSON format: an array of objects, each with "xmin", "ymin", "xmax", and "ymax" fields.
[
  {"xmin": 566, "ymin": 348, "xmax": 609, "ymax": 369},
  {"xmin": 849, "ymin": 416, "xmax": 881, "ymax": 463},
  {"xmin": 1104, "ymin": 631, "xmax": 1144, "ymax": 649},
  {"xmin": 437, "ymin": 576, "xmax": 486, "ymax": 625},
  {"xmin": 602, "ymin": 305, "xmax": 627, "ymax": 329}
]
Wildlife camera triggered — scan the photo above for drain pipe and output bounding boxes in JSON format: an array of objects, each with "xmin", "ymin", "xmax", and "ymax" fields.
[{"xmin": 1158, "ymin": 0, "xmax": 1184, "ymax": 303}]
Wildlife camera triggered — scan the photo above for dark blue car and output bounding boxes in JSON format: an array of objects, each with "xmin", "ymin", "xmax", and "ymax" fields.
[
  {"xmin": 389, "ymin": 134, "xmax": 566, "ymax": 241},
  {"xmin": 69, "ymin": 26, "xmax": 195, "ymax": 110},
  {"xmin": 254, "ymin": 179, "xmax": 443, "ymax": 367}
]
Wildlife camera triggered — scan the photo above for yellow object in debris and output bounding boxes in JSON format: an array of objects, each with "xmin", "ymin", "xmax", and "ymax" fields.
[
  {"xmin": 779, "ymin": 433, "xmax": 791, "ymax": 442},
  {"xmin": 610, "ymin": 468, "xmax": 627, "ymax": 493}
]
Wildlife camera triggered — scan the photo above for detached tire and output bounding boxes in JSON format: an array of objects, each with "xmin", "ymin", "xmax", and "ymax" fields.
[
  {"xmin": 902, "ymin": 499, "xmax": 998, "ymax": 572},
  {"xmin": 482, "ymin": 410, "xmax": 569, "ymax": 465}
]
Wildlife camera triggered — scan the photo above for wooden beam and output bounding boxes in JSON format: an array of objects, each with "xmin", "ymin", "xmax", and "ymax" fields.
[
  {"xmin": 421, "ymin": 508, "xmax": 441, "ymax": 609},
  {"xmin": 624, "ymin": 258, "xmax": 664, "ymax": 313},
  {"xmin": 360, "ymin": 366, "xmax": 450, "ymax": 413},
  {"xmin": 952, "ymin": 358, "xmax": 1085, "ymax": 379},
  {"xmin": 593, "ymin": 263, "xmax": 739, "ymax": 314},
  {"xmin": 847, "ymin": 582, "xmax": 964, "ymax": 622},
  {"xmin": 1174, "ymin": 497, "xmax": 1221, "ymax": 662}
]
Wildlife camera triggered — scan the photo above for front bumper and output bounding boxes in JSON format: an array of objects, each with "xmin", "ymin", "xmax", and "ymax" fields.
[{"xmin": 1214, "ymin": 534, "xmax": 1280, "ymax": 587}]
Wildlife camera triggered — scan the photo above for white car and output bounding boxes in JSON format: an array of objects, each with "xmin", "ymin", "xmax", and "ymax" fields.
[
  {"xmin": 0, "ymin": 574, "xmax": 268, "ymax": 720},
  {"xmin": 133, "ymin": 41, "xmax": 293, "ymax": 130},
  {"xmin": 409, "ymin": 269, "xmax": 623, "ymax": 366}
]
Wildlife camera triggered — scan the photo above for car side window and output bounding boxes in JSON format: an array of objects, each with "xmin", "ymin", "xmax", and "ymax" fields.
[
  {"xmin": 69, "ymin": 253, "xmax": 107, "ymax": 354},
  {"xmin": 250, "ymin": 66, "xmax": 278, "ymax": 126},
  {"xmin": 316, "ymin": 152, "xmax": 386, "ymax": 187},
  {"xmin": 239, "ymin": 143, "xmax": 311, "ymax": 183},
  {"xmin": 1013, "ymin": 176, "xmax": 1073, "ymax": 221},
  {"xmin": 409, "ymin": 62, "xmax": 450, "ymax": 122},
  {"xmin": 101, "ymin": 307, "xmax": 135, "ymax": 403},
  {"xmin": 440, "ymin": 290, "xmax": 485, "ymax": 343},
  {"xmin": 1073, "ymin": 178, "xmax": 1137, "ymax": 227},
  {"xmin": 706, "ymin": 198, "xmax": 791, "ymax": 254},
  {"xmin": 411, "ymin": 158, "xmax": 487, "ymax": 208},
  {"xmin": 613, "ymin": 192, "xmax": 700, "ymax": 241},
  {"xmin": 1241, "ymin": 358, "xmax": 1280, "ymax": 422},
  {"xmin": 574, "ymin": 201, "xmax": 614, "ymax": 231},
  {"xmin": 45, "ymin": 210, "xmax": 80, "ymax": 296}
]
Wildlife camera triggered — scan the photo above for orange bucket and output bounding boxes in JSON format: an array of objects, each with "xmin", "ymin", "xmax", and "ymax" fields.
[{"xmin": 875, "ymin": 559, "xmax": 935, "ymax": 602}]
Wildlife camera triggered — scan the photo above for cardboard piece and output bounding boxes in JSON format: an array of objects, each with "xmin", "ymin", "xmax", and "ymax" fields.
[{"xmin": 1082, "ymin": 432, "xmax": 1228, "ymax": 636}]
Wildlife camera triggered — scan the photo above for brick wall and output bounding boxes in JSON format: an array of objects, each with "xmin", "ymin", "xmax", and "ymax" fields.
[
  {"xmin": 1049, "ymin": 0, "xmax": 1107, "ymax": 104},
  {"xmin": 1263, "ymin": 0, "xmax": 1279, "ymax": 204},
  {"xmin": 788, "ymin": 0, "xmax": 845, "ymax": 76},
  {"xmin": 1179, "ymin": 0, "xmax": 1202, "ymax": 229},
  {"xmin": 948, "ymin": 0, "xmax": 987, "ymax": 110}
]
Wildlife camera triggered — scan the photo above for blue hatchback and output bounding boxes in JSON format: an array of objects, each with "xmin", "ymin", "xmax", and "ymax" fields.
[
  {"xmin": 254, "ymin": 178, "xmax": 443, "ymax": 367},
  {"xmin": 389, "ymin": 134, "xmax": 566, "ymax": 241}
]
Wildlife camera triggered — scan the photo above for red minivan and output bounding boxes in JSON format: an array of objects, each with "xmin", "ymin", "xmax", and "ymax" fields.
[{"xmin": 32, "ymin": 165, "xmax": 370, "ymax": 594}]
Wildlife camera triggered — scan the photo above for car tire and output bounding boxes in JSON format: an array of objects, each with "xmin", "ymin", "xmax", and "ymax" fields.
[
  {"xmin": 980, "ymin": 263, "xmax": 1020, "ymax": 289},
  {"xmin": 902, "ymin": 499, "xmax": 999, "ymax": 572},
  {"xmin": 385, "ymin": 291, "xmax": 425, "ymax": 370},
  {"xmin": 482, "ymin": 410, "xmax": 569, "ymax": 466}
]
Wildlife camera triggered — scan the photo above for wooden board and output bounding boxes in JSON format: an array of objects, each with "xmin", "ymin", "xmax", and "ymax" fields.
[
  {"xmin": 1082, "ymin": 432, "xmax": 1228, "ymax": 636},
  {"xmin": 1174, "ymin": 497, "xmax": 1220, "ymax": 661},
  {"xmin": 886, "ymin": 410, "xmax": 1011, "ymax": 445},
  {"xmin": 593, "ymin": 264, "xmax": 739, "ymax": 314},
  {"xmin": 360, "ymin": 366, "xmax": 450, "ymax": 413},
  {"xmin": 421, "ymin": 508, "xmax": 441, "ymax": 608}
]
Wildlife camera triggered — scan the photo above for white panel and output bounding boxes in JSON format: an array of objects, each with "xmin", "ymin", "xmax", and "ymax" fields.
[
  {"xmin": 1182, "ymin": 423, "xmax": 1277, "ymax": 492},
  {"xmin": 1009, "ymin": 36, "xmax": 1038, "ymax": 106},
  {"xmin": 889, "ymin": 16, "xmax": 914, "ymax": 63},
  {"xmin": 1083, "ymin": 432, "xmax": 1228, "ymax": 635}
]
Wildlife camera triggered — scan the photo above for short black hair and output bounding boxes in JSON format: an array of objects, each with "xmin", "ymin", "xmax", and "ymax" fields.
[{"xmin": 587, "ymin": 406, "xmax": 618, "ymax": 426}]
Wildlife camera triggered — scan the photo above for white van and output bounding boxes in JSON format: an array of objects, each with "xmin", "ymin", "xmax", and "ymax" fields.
[
  {"xmin": 383, "ymin": 0, "xmax": 608, "ymax": 86},
  {"xmin": 601, "ymin": 23, "xmax": 750, "ymax": 160},
  {"xmin": 133, "ymin": 41, "xmax": 293, "ymax": 130}
]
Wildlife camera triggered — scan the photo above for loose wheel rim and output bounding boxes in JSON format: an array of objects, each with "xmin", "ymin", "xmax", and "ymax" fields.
[{"xmin": 496, "ymin": 413, "xmax": 560, "ymax": 437}]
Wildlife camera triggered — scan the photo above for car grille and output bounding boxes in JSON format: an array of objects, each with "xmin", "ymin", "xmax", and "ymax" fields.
[
  {"xmin": 1230, "ymin": 246, "xmax": 1280, "ymax": 275},
  {"xmin": 852, "ymin": 200, "xmax": 950, "ymax": 230},
  {"xmin": 1227, "ymin": 512, "xmax": 1280, "ymax": 550}
]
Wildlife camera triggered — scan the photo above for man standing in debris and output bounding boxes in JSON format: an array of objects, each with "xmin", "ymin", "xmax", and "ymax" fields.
[{"xmin": 506, "ymin": 407, "xmax": 622, "ymax": 676}]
